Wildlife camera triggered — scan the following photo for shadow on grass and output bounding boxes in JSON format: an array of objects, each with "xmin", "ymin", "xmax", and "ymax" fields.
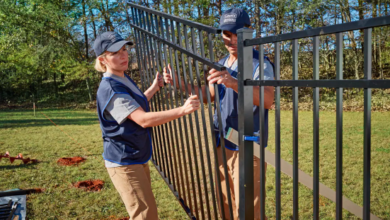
[
  {"xmin": 0, "ymin": 162, "xmax": 40, "ymax": 170},
  {"xmin": 0, "ymin": 118, "xmax": 99, "ymax": 128}
]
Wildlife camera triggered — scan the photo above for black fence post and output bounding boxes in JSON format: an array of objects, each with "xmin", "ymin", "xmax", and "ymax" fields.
[
  {"xmin": 363, "ymin": 28, "xmax": 372, "ymax": 220},
  {"xmin": 237, "ymin": 27, "xmax": 254, "ymax": 220},
  {"xmin": 313, "ymin": 36, "xmax": 320, "ymax": 220},
  {"xmin": 274, "ymin": 41, "xmax": 281, "ymax": 220},
  {"xmin": 336, "ymin": 32, "xmax": 344, "ymax": 220},
  {"xmin": 292, "ymin": 38, "xmax": 299, "ymax": 220},
  {"xmin": 259, "ymin": 44, "xmax": 266, "ymax": 220}
]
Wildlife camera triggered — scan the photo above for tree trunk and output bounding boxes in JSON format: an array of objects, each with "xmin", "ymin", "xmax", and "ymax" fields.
[
  {"xmin": 89, "ymin": 8, "xmax": 97, "ymax": 39},
  {"xmin": 163, "ymin": 0, "xmax": 167, "ymax": 13},
  {"xmin": 341, "ymin": 0, "xmax": 359, "ymax": 79},
  {"xmin": 124, "ymin": 2, "xmax": 132, "ymax": 27},
  {"xmin": 53, "ymin": 72, "xmax": 58, "ymax": 98},
  {"xmin": 100, "ymin": 0, "xmax": 113, "ymax": 31},
  {"xmin": 372, "ymin": 0, "xmax": 377, "ymax": 71},
  {"xmin": 86, "ymin": 76, "xmax": 93, "ymax": 102},
  {"xmin": 291, "ymin": 9, "xmax": 296, "ymax": 32},
  {"xmin": 153, "ymin": 0, "xmax": 160, "ymax": 10},
  {"xmin": 173, "ymin": 0, "xmax": 179, "ymax": 15},
  {"xmin": 197, "ymin": 5, "xmax": 201, "ymax": 21},
  {"xmin": 358, "ymin": 0, "xmax": 365, "ymax": 51},
  {"xmin": 378, "ymin": 0, "xmax": 383, "ymax": 79},
  {"xmin": 214, "ymin": 0, "xmax": 222, "ymax": 19},
  {"xmin": 254, "ymin": 0, "xmax": 260, "ymax": 38},
  {"xmin": 275, "ymin": 3, "xmax": 282, "ymax": 35},
  {"xmin": 202, "ymin": 2, "xmax": 209, "ymax": 21},
  {"xmin": 83, "ymin": 0, "xmax": 93, "ymax": 102},
  {"xmin": 82, "ymin": 0, "xmax": 88, "ymax": 60}
]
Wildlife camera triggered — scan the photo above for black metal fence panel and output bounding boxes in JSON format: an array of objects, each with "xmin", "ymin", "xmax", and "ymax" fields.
[
  {"xmin": 127, "ymin": 2, "xmax": 230, "ymax": 219},
  {"xmin": 239, "ymin": 14, "xmax": 390, "ymax": 220},
  {"xmin": 129, "ymin": 2, "xmax": 390, "ymax": 219}
]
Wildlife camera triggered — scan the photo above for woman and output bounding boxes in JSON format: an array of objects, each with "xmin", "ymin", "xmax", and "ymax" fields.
[{"xmin": 93, "ymin": 31, "xmax": 200, "ymax": 220}]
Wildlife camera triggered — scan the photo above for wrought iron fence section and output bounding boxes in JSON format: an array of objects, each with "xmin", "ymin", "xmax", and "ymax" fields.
[
  {"xmin": 238, "ymin": 14, "xmax": 390, "ymax": 220},
  {"xmin": 128, "ymin": 2, "xmax": 390, "ymax": 220},
  {"xmin": 127, "ymin": 2, "xmax": 231, "ymax": 220}
]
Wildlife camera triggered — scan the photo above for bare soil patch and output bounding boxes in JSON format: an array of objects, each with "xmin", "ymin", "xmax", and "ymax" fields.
[
  {"xmin": 74, "ymin": 180, "xmax": 104, "ymax": 191},
  {"xmin": 57, "ymin": 157, "xmax": 86, "ymax": 166}
]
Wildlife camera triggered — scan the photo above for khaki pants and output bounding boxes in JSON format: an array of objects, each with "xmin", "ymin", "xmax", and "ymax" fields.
[
  {"xmin": 216, "ymin": 147, "xmax": 267, "ymax": 220},
  {"xmin": 107, "ymin": 163, "xmax": 158, "ymax": 220}
]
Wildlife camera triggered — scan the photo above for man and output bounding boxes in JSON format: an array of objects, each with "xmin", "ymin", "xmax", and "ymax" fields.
[{"xmin": 164, "ymin": 8, "xmax": 274, "ymax": 220}]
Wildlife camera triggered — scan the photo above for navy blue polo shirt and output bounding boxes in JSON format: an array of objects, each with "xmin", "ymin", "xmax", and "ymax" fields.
[
  {"xmin": 96, "ymin": 74, "xmax": 152, "ymax": 165},
  {"xmin": 213, "ymin": 50, "xmax": 274, "ymax": 151}
]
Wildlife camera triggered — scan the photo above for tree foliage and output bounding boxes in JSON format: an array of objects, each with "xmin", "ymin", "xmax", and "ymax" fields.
[{"xmin": 1, "ymin": 0, "xmax": 389, "ymax": 106}]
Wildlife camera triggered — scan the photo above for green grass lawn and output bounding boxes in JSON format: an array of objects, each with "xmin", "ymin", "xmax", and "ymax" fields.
[
  {"xmin": 0, "ymin": 109, "xmax": 188, "ymax": 219},
  {"xmin": 265, "ymin": 110, "xmax": 390, "ymax": 219},
  {"xmin": 0, "ymin": 108, "xmax": 389, "ymax": 219}
]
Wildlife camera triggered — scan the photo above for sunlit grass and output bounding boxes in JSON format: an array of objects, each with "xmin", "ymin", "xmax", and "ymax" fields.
[
  {"xmin": 0, "ymin": 109, "xmax": 187, "ymax": 219},
  {"xmin": 0, "ymin": 108, "xmax": 389, "ymax": 219}
]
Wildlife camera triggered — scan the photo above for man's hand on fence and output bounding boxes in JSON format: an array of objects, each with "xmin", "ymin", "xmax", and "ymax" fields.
[
  {"xmin": 152, "ymin": 72, "xmax": 164, "ymax": 91},
  {"xmin": 163, "ymin": 64, "xmax": 174, "ymax": 85},
  {"xmin": 208, "ymin": 68, "xmax": 237, "ymax": 89},
  {"xmin": 180, "ymin": 95, "xmax": 200, "ymax": 115}
]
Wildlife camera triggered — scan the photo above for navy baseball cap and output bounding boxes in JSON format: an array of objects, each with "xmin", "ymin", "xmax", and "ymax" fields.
[
  {"xmin": 219, "ymin": 8, "xmax": 251, "ymax": 34},
  {"xmin": 93, "ymin": 31, "xmax": 134, "ymax": 56}
]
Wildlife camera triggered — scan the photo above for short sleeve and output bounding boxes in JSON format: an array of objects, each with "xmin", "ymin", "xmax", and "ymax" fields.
[
  {"xmin": 253, "ymin": 59, "xmax": 274, "ymax": 81},
  {"xmin": 105, "ymin": 93, "xmax": 140, "ymax": 124}
]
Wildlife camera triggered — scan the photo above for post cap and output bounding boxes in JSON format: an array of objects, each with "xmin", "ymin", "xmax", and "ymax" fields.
[{"xmin": 237, "ymin": 28, "xmax": 254, "ymax": 34}]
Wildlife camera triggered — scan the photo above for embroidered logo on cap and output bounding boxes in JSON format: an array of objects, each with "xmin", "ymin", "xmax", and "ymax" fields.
[{"xmin": 223, "ymin": 14, "xmax": 237, "ymax": 24}]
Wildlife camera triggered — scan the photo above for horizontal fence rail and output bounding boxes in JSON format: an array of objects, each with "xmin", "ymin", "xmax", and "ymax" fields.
[
  {"xmin": 245, "ymin": 15, "xmax": 390, "ymax": 46},
  {"xmin": 238, "ymin": 14, "xmax": 390, "ymax": 220},
  {"xmin": 128, "ymin": 2, "xmax": 222, "ymax": 34},
  {"xmin": 244, "ymin": 79, "xmax": 390, "ymax": 88},
  {"xmin": 127, "ymin": 2, "xmax": 233, "ymax": 220}
]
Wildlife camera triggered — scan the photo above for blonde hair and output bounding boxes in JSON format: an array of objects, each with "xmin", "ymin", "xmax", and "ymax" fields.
[{"xmin": 94, "ymin": 54, "xmax": 107, "ymax": 72}]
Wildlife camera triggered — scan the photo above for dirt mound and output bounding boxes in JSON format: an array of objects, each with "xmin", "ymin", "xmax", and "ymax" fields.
[
  {"xmin": 74, "ymin": 180, "xmax": 104, "ymax": 191},
  {"xmin": 57, "ymin": 157, "xmax": 86, "ymax": 166}
]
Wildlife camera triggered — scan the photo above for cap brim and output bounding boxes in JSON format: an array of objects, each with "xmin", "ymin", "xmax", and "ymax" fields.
[
  {"xmin": 220, "ymin": 24, "xmax": 244, "ymax": 34},
  {"xmin": 106, "ymin": 40, "xmax": 134, "ymax": 52}
]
